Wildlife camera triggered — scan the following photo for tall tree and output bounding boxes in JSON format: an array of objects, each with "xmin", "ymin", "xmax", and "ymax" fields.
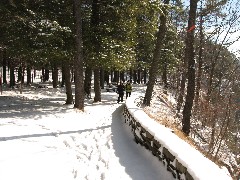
[
  {"xmin": 143, "ymin": 0, "xmax": 170, "ymax": 106},
  {"xmin": 91, "ymin": 0, "xmax": 101, "ymax": 102},
  {"xmin": 63, "ymin": 59, "xmax": 73, "ymax": 104},
  {"xmin": 182, "ymin": 0, "xmax": 199, "ymax": 136},
  {"xmin": 194, "ymin": 1, "xmax": 204, "ymax": 106},
  {"xmin": 73, "ymin": 0, "xmax": 84, "ymax": 110}
]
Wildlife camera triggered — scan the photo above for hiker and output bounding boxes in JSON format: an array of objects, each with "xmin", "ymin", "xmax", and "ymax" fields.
[
  {"xmin": 84, "ymin": 82, "xmax": 91, "ymax": 99},
  {"xmin": 116, "ymin": 81, "xmax": 125, "ymax": 103},
  {"xmin": 125, "ymin": 80, "xmax": 132, "ymax": 99}
]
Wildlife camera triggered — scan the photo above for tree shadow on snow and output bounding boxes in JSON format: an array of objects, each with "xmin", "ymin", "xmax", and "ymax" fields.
[
  {"xmin": 0, "ymin": 95, "xmax": 72, "ymax": 120},
  {"xmin": 0, "ymin": 125, "xmax": 111, "ymax": 142},
  {"xmin": 111, "ymin": 105, "xmax": 171, "ymax": 180}
]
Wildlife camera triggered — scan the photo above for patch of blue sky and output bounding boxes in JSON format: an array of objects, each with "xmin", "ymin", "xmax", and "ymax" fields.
[{"xmin": 181, "ymin": 0, "xmax": 239, "ymax": 57}]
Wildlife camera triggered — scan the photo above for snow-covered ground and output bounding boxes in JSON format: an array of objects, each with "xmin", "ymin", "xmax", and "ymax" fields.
[{"xmin": 0, "ymin": 82, "xmax": 174, "ymax": 180}]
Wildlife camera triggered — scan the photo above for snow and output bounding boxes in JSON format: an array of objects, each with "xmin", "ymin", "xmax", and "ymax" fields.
[
  {"xmin": 0, "ymin": 83, "xmax": 174, "ymax": 180},
  {"xmin": 126, "ymin": 95, "xmax": 232, "ymax": 180}
]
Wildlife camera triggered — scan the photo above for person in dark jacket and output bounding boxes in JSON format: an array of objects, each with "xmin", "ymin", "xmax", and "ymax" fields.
[
  {"xmin": 117, "ymin": 81, "xmax": 125, "ymax": 103},
  {"xmin": 84, "ymin": 82, "xmax": 91, "ymax": 99},
  {"xmin": 125, "ymin": 80, "xmax": 132, "ymax": 99}
]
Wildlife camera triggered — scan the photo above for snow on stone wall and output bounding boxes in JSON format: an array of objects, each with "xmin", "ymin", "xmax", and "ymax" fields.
[{"xmin": 123, "ymin": 96, "xmax": 232, "ymax": 180}]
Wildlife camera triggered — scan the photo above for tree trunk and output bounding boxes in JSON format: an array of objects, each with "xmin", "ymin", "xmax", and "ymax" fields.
[
  {"xmin": 91, "ymin": 0, "xmax": 101, "ymax": 102},
  {"xmin": 129, "ymin": 68, "xmax": 133, "ymax": 82},
  {"xmin": 143, "ymin": 0, "xmax": 169, "ymax": 106},
  {"xmin": 182, "ymin": 0, "xmax": 198, "ymax": 136},
  {"xmin": 84, "ymin": 66, "xmax": 92, "ymax": 88},
  {"xmin": 137, "ymin": 68, "xmax": 141, "ymax": 84},
  {"xmin": 45, "ymin": 68, "xmax": 49, "ymax": 81},
  {"xmin": 162, "ymin": 61, "xmax": 168, "ymax": 92},
  {"xmin": 84, "ymin": 66, "xmax": 92, "ymax": 97},
  {"xmin": 194, "ymin": 4, "xmax": 204, "ymax": 106},
  {"xmin": 206, "ymin": 61, "xmax": 216, "ymax": 101},
  {"xmin": 61, "ymin": 63, "xmax": 65, "ymax": 87},
  {"xmin": 9, "ymin": 64, "xmax": 15, "ymax": 88},
  {"xmin": 73, "ymin": 0, "xmax": 84, "ymax": 110},
  {"xmin": 17, "ymin": 66, "xmax": 22, "ymax": 82},
  {"xmin": 52, "ymin": 64, "xmax": 58, "ymax": 88},
  {"xmin": 100, "ymin": 68, "xmax": 104, "ymax": 89},
  {"xmin": 34, "ymin": 69, "xmax": 36, "ymax": 79},
  {"xmin": 120, "ymin": 71, "xmax": 125, "ymax": 82},
  {"xmin": 41, "ymin": 67, "xmax": 45, "ymax": 82},
  {"xmin": 133, "ymin": 70, "xmax": 137, "ymax": 84},
  {"xmin": 143, "ymin": 67, "xmax": 147, "ymax": 84},
  {"xmin": 64, "ymin": 61, "xmax": 73, "ymax": 104},
  {"xmin": 94, "ymin": 68, "xmax": 101, "ymax": 102},
  {"xmin": 176, "ymin": 60, "xmax": 187, "ymax": 112},
  {"xmin": 208, "ymin": 116, "xmax": 216, "ymax": 153},
  {"xmin": 27, "ymin": 66, "xmax": 31, "ymax": 85},
  {"xmin": 113, "ymin": 70, "xmax": 119, "ymax": 83},
  {"xmin": 2, "ymin": 49, "xmax": 7, "ymax": 84},
  {"xmin": 21, "ymin": 66, "xmax": 25, "ymax": 84},
  {"xmin": 104, "ymin": 71, "xmax": 109, "ymax": 85}
]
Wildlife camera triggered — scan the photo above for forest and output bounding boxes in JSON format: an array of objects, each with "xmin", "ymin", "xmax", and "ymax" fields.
[{"xmin": 0, "ymin": 0, "xmax": 239, "ymax": 179}]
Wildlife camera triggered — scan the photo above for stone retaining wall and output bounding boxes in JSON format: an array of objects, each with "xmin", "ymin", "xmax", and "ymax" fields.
[{"xmin": 123, "ymin": 97, "xmax": 232, "ymax": 180}]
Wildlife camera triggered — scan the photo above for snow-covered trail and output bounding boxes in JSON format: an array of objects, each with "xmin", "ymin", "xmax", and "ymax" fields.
[{"xmin": 0, "ymin": 87, "xmax": 173, "ymax": 180}]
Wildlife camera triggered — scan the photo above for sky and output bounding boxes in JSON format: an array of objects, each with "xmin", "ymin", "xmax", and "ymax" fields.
[
  {"xmin": 183, "ymin": 0, "xmax": 240, "ymax": 58},
  {"xmin": 0, "ymin": 79, "xmax": 175, "ymax": 180}
]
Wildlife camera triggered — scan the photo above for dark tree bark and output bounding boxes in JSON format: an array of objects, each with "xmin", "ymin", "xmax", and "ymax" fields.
[
  {"xmin": 84, "ymin": 66, "xmax": 92, "ymax": 96},
  {"xmin": 27, "ymin": 66, "xmax": 31, "ymax": 85},
  {"xmin": 71, "ymin": 67, "xmax": 74, "ymax": 82},
  {"xmin": 84, "ymin": 66, "xmax": 92, "ymax": 87},
  {"xmin": 45, "ymin": 68, "xmax": 49, "ymax": 81},
  {"xmin": 133, "ymin": 70, "xmax": 137, "ymax": 84},
  {"xmin": 100, "ymin": 68, "xmax": 104, "ymax": 89},
  {"xmin": 113, "ymin": 70, "xmax": 119, "ymax": 83},
  {"xmin": 162, "ymin": 61, "xmax": 168, "ymax": 88},
  {"xmin": 120, "ymin": 71, "xmax": 125, "ymax": 82},
  {"xmin": 2, "ymin": 49, "xmax": 7, "ymax": 84},
  {"xmin": 91, "ymin": 0, "xmax": 101, "ymax": 102},
  {"xmin": 33, "ymin": 69, "xmax": 36, "ymax": 79},
  {"xmin": 129, "ymin": 68, "xmax": 133, "ymax": 82},
  {"xmin": 61, "ymin": 63, "xmax": 65, "ymax": 87},
  {"xmin": 41, "ymin": 67, "xmax": 45, "ymax": 82},
  {"xmin": 137, "ymin": 68, "xmax": 141, "ymax": 84},
  {"xmin": 21, "ymin": 67, "xmax": 24, "ymax": 84},
  {"xmin": 182, "ymin": 0, "xmax": 199, "ymax": 136},
  {"xmin": 63, "ymin": 61, "xmax": 73, "ymax": 104},
  {"xmin": 110, "ymin": 71, "xmax": 113, "ymax": 82},
  {"xmin": 194, "ymin": 11, "xmax": 204, "ymax": 106},
  {"xmin": 52, "ymin": 64, "xmax": 58, "ymax": 88},
  {"xmin": 176, "ymin": 62, "xmax": 187, "ymax": 112},
  {"xmin": 17, "ymin": 66, "xmax": 22, "ymax": 82},
  {"xmin": 104, "ymin": 71, "xmax": 109, "ymax": 85},
  {"xmin": 73, "ymin": 0, "xmax": 84, "ymax": 110},
  {"xmin": 143, "ymin": 67, "xmax": 147, "ymax": 84},
  {"xmin": 9, "ymin": 63, "xmax": 15, "ymax": 88},
  {"xmin": 143, "ymin": 0, "xmax": 169, "ymax": 106},
  {"xmin": 94, "ymin": 68, "xmax": 101, "ymax": 102}
]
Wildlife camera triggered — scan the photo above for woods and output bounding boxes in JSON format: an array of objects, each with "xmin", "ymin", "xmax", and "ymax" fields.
[{"xmin": 0, "ymin": 0, "xmax": 239, "ymax": 178}]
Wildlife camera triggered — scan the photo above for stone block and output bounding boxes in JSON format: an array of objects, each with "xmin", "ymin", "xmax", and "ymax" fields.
[
  {"xmin": 134, "ymin": 134, "xmax": 141, "ymax": 144},
  {"xmin": 141, "ymin": 126, "xmax": 146, "ymax": 133},
  {"xmin": 153, "ymin": 139, "xmax": 161, "ymax": 149},
  {"xmin": 176, "ymin": 160, "xmax": 187, "ymax": 174},
  {"xmin": 136, "ymin": 121, "xmax": 141, "ymax": 127},
  {"xmin": 185, "ymin": 171, "xmax": 194, "ymax": 180},
  {"xmin": 146, "ymin": 130, "xmax": 154, "ymax": 139},
  {"xmin": 163, "ymin": 147, "xmax": 175, "ymax": 162}
]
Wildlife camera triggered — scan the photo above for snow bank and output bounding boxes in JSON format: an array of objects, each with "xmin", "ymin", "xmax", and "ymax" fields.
[{"xmin": 124, "ymin": 96, "xmax": 232, "ymax": 180}]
